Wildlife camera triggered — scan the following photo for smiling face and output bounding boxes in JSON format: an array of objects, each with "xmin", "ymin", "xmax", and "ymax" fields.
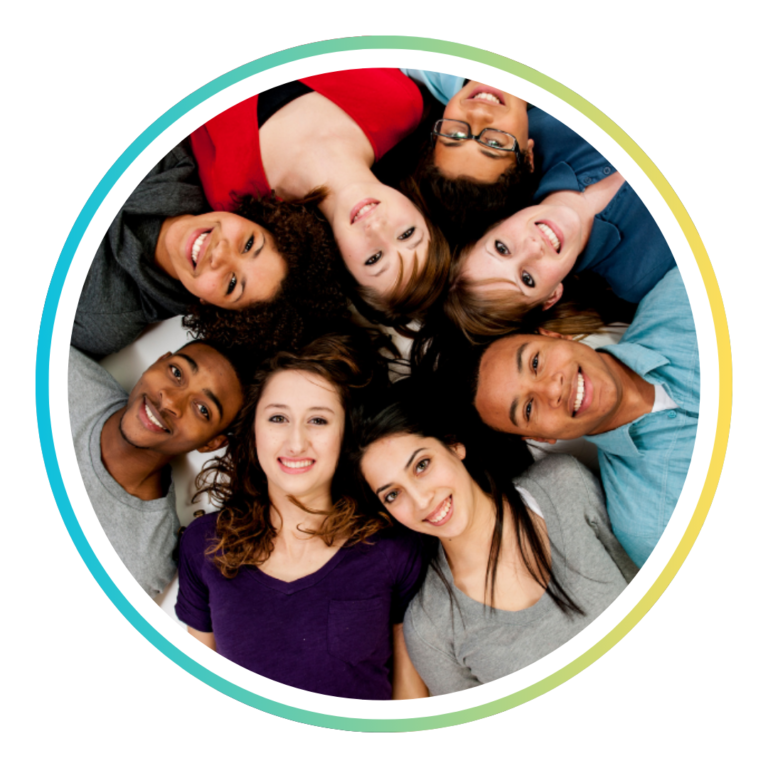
[
  {"xmin": 474, "ymin": 333, "xmax": 623, "ymax": 441},
  {"xmin": 120, "ymin": 343, "xmax": 243, "ymax": 456},
  {"xmin": 254, "ymin": 370, "xmax": 345, "ymax": 503},
  {"xmin": 331, "ymin": 183, "xmax": 430, "ymax": 299},
  {"xmin": 433, "ymin": 81, "xmax": 532, "ymax": 183},
  {"xmin": 361, "ymin": 432, "xmax": 485, "ymax": 541},
  {"xmin": 157, "ymin": 211, "xmax": 288, "ymax": 308},
  {"xmin": 461, "ymin": 203, "xmax": 586, "ymax": 310}
]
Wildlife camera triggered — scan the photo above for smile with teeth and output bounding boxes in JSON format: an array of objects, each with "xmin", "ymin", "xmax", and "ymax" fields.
[
  {"xmin": 352, "ymin": 202, "xmax": 379, "ymax": 223},
  {"xmin": 144, "ymin": 399, "xmax": 167, "ymax": 431},
  {"xmin": 191, "ymin": 232, "xmax": 209, "ymax": 267},
  {"xmin": 536, "ymin": 223, "xmax": 561, "ymax": 253},
  {"xmin": 472, "ymin": 92, "xmax": 501, "ymax": 104},
  {"xmin": 573, "ymin": 372, "xmax": 585, "ymax": 416},
  {"xmin": 425, "ymin": 496, "xmax": 452, "ymax": 525},
  {"xmin": 279, "ymin": 459, "xmax": 315, "ymax": 469}
]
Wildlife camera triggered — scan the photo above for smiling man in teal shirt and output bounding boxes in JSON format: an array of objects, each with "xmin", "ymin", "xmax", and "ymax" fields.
[{"xmin": 472, "ymin": 267, "xmax": 699, "ymax": 566}]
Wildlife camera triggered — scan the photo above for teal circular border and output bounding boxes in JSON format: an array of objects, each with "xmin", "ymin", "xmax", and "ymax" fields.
[{"xmin": 36, "ymin": 36, "xmax": 731, "ymax": 732}]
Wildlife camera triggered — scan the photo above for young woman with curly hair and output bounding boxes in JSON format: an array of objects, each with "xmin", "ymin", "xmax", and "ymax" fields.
[
  {"xmin": 71, "ymin": 142, "xmax": 346, "ymax": 358},
  {"xmin": 175, "ymin": 331, "xmax": 428, "ymax": 700},
  {"xmin": 189, "ymin": 69, "xmax": 452, "ymax": 326}
]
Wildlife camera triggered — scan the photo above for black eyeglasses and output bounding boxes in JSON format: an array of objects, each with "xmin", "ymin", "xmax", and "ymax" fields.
[{"xmin": 432, "ymin": 119, "xmax": 523, "ymax": 166}]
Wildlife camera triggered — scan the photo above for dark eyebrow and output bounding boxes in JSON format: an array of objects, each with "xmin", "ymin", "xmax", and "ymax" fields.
[
  {"xmin": 203, "ymin": 388, "xmax": 224, "ymax": 422},
  {"xmin": 517, "ymin": 342, "xmax": 528, "ymax": 375},
  {"xmin": 407, "ymin": 232, "xmax": 425, "ymax": 251},
  {"xmin": 509, "ymin": 397, "xmax": 519, "ymax": 428},
  {"xmin": 373, "ymin": 261, "xmax": 389, "ymax": 278},
  {"xmin": 176, "ymin": 353, "xmax": 198, "ymax": 373},
  {"xmin": 480, "ymin": 149, "xmax": 507, "ymax": 160},
  {"xmin": 235, "ymin": 234, "xmax": 265, "ymax": 303},
  {"xmin": 375, "ymin": 447, "xmax": 425, "ymax": 495}
]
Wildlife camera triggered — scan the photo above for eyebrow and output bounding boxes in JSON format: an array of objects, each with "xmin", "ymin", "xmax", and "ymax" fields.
[
  {"xmin": 407, "ymin": 232, "xmax": 425, "ymax": 252},
  {"xmin": 176, "ymin": 353, "xmax": 198, "ymax": 373},
  {"xmin": 375, "ymin": 447, "xmax": 425, "ymax": 495},
  {"xmin": 507, "ymin": 342, "xmax": 529, "ymax": 428},
  {"xmin": 264, "ymin": 404, "xmax": 335, "ymax": 413},
  {"xmin": 203, "ymin": 389, "xmax": 224, "ymax": 422}
]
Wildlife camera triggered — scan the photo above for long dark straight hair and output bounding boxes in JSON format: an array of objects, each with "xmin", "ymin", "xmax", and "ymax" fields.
[{"xmin": 349, "ymin": 386, "xmax": 583, "ymax": 616}]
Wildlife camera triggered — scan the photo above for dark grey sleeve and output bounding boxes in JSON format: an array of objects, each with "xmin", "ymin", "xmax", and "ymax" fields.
[
  {"xmin": 403, "ymin": 604, "xmax": 480, "ymax": 696},
  {"xmin": 571, "ymin": 460, "xmax": 639, "ymax": 583}
]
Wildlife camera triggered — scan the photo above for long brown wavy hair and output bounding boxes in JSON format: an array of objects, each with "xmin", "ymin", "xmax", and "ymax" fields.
[{"xmin": 194, "ymin": 330, "xmax": 393, "ymax": 579}]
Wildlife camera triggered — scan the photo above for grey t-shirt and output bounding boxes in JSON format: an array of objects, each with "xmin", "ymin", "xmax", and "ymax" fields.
[
  {"xmin": 68, "ymin": 347, "xmax": 179, "ymax": 596},
  {"xmin": 71, "ymin": 142, "xmax": 208, "ymax": 357},
  {"xmin": 403, "ymin": 454, "xmax": 637, "ymax": 695}
]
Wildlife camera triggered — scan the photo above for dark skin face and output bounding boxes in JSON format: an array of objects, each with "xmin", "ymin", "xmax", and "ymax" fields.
[
  {"xmin": 101, "ymin": 344, "xmax": 244, "ymax": 500},
  {"xmin": 474, "ymin": 332, "xmax": 629, "ymax": 442}
]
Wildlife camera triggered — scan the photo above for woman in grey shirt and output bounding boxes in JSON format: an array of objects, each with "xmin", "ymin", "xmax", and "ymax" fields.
[{"xmin": 352, "ymin": 394, "xmax": 637, "ymax": 695}]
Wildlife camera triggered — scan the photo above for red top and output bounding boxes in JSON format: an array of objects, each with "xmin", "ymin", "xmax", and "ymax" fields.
[{"xmin": 190, "ymin": 69, "xmax": 424, "ymax": 211}]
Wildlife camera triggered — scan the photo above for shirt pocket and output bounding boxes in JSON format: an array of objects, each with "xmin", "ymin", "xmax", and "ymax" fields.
[{"xmin": 327, "ymin": 597, "xmax": 390, "ymax": 666}]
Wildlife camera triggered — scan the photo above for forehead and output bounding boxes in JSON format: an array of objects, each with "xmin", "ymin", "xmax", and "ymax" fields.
[
  {"xmin": 259, "ymin": 369, "xmax": 342, "ymax": 410},
  {"xmin": 361, "ymin": 433, "xmax": 434, "ymax": 479}
]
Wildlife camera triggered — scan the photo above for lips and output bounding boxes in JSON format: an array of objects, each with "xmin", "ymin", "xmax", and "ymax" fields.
[
  {"xmin": 536, "ymin": 220, "xmax": 563, "ymax": 253},
  {"xmin": 278, "ymin": 457, "xmax": 316, "ymax": 475},
  {"xmin": 466, "ymin": 85, "xmax": 507, "ymax": 106},
  {"xmin": 186, "ymin": 229, "xmax": 212, "ymax": 270},
  {"xmin": 424, "ymin": 495, "xmax": 453, "ymax": 526},
  {"xmin": 350, "ymin": 199, "xmax": 380, "ymax": 224},
  {"xmin": 139, "ymin": 396, "xmax": 169, "ymax": 433},
  {"xmin": 572, "ymin": 369, "xmax": 593, "ymax": 417}
]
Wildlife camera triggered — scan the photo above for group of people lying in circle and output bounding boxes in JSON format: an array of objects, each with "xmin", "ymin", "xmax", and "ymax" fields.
[{"xmin": 69, "ymin": 67, "xmax": 699, "ymax": 699}]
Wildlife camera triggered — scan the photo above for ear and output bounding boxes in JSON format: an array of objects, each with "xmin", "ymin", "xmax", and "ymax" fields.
[
  {"xmin": 449, "ymin": 442, "xmax": 467, "ymax": 461},
  {"xmin": 526, "ymin": 138, "xmax": 535, "ymax": 171},
  {"xmin": 196, "ymin": 434, "xmax": 229, "ymax": 454},
  {"xmin": 541, "ymin": 282, "xmax": 564, "ymax": 311},
  {"xmin": 537, "ymin": 326, "xmax": 574, "ymax": 341},
  {"xmin": 523, "ymin": 436, "xmax": 557, "ymax": 445}
]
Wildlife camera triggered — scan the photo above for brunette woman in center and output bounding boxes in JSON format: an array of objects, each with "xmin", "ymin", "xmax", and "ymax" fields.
[
  {"xmin": 190, "ymin": 69, "xmax": 451, "ymax": 327},
  {"xmin": 176, "ymin": 331, "xmax": 428, "ymax": 700}
]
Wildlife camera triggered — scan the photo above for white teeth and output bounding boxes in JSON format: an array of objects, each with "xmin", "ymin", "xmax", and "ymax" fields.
[
  {"xmin": 145, "ymin": 401, "xmax": 165, "ymax": 430},
  {"xmin": 473, "ymin": 92, "xmax": 501, "ymax": 104},
  {"xmin": 191, "ymin": 232, "xmax": 207, "ymax": 266},
  {"xmin": 573, "ymin": 373, "xmax": 585, "ymax": 415},
  {"xmin": 536, "ymin": 223, "xmax": 561, "ymax": 252},
  {"xmin": 427, "ymin": 497, "xmax": 452, "ymax": 524},
  {"xmin": 281, "ymin": 459, "xmax": 314, "ymax": 469},
  {"xmin": 353, "ymin": 202, "xmax": 378, "ymax": 223}
]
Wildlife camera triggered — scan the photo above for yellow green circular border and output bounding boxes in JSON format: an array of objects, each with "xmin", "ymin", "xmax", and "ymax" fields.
[{"xmin": 35, "ymin": 36, "xmax": 732, "ymax": 732}]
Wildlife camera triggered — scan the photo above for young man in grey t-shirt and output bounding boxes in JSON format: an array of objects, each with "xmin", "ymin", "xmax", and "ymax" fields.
[{"xmin": 69, "ymin": 341, "xmax": 245, "ymax": 595}]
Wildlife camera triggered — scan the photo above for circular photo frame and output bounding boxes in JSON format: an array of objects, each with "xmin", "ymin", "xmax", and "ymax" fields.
[{"xmin": 38, "ymin": 36, "xmax": 731, "ymax": 732}]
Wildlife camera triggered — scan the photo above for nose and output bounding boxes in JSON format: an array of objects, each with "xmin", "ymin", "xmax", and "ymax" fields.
[
  {"xmin": 541, "ymin": 370, "xmax": 565, "ymax": 409},
  {"xmin": 465, "ymin": 107, "xmax": 496, "ymax": 133},
  {"xmin": 286, "ymin": 424, "xmax": 309, "ymax": 455},
  {"xmin": 158, "ymin": 386, "xmax": 183, "ymax": 418},
  {"xmin": 412, "ymin": 484, "xmax": 436, "ymax": 517},
  {"xmin": 209, "ymin": 238, "xmax": 234, "ymax": 271}
]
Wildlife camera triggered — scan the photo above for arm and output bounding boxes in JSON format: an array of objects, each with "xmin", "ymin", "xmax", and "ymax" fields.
[
  {"xmin": 391, "ymin": 623, "xmax": 428, "ymax": 699},
  {"xmin": 187, "ymin": 626, "xmax": 217, "ymax": 652}
]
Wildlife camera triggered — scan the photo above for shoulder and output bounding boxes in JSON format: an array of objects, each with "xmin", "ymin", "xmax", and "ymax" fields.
[
  {"xmin": 629, "ymin": 268, "xmax": 692, "ymax": 332},
  {"xmin": 363, "ymin": 524, "xmax": 426, "ymax": 572},
  {"xmin": 179, "ymin": 513, "xmax": 220, "ymax": 558},
  {"xmin": 516, "ymin": 455, "xmax": 603, "ymax": 508},
  {"xmin": 404, "ymin": 567, "xmax": 453, "ymax": 641},
  {"xmin": 68, "ymin": 347, "xmax": 125, "ymax": 410}
]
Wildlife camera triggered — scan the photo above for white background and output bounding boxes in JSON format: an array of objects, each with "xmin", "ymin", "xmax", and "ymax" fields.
[{"xmin": 5, "ymin": 1, "xmax": 765, "ymax": 764}]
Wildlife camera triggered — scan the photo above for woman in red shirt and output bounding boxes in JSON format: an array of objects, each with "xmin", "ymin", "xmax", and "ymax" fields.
[{"xmin": 191, "ymin": 69, "xmax": 450, "ymax": 327}]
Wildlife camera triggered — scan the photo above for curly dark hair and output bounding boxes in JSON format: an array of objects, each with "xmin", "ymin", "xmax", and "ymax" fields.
[
  {"xmin": 194, "ymin": 329, "xmax": 393, "ymax": 579},
  {"xmin": 183, "ymin": 193, "xmax": 350, "ymax": 354},
  {"xmin": 415, "ymin": 148, "xmax": 538, "ymax": 246}
]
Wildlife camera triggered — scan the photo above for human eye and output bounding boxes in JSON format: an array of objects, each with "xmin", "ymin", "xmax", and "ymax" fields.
[
  {"xmin": 268, "ymin": 415, "xmax": 287, "ymax": 423},
  {"xmin": 525, "ymin": 400, "xmax": 533, "ymax": 421},
  {"xmin": 226, "ymin": 275, "xmax": 237, "ymax": 295},
  {"xmin": 383, "ymin": 489, "xmax": 399, "ymax": 504},
  {"xmin": 365, "ymin": 251, "xmax": 383, "ymax": 266},
  {"xmin": 486, "ymin": 138, "xmax": 503, "ymax": 148},
  {"xmin": 244, "ymin": 235, "xmax": 254, "ymax": 253},
  {"xmin": 170, "ymin": 364, "xmax": 182, "ymax": 380},
  {"xmin": 532, "ymin": 353, "xmax": 539, "ymax": 372},
  {"xmin": 522, "ymin": 271, "xmax": 535, "ymax": 288},
  {"xmin": 197, "ymin": 403, "xmax": 211, "ymax": 420},
  {"xmin": 494, "ymin": 240, "xmax": 510, "ymax": 256},
  {"xmin": 398, "ymin": 227, "xmax": 415, "ymax": 241},
  {"xmin": 415, "ymin": 458, "xmax": 430, "ymax": 474},
  {"xmin": 309, "ymin": 417, "xmax": 328, "ymax": 425}
]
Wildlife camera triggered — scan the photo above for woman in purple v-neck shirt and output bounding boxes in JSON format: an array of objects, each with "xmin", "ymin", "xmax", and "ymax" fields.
[{"xmin": 176, "ymin": 332, "xmax": 427, "ymax": 700}]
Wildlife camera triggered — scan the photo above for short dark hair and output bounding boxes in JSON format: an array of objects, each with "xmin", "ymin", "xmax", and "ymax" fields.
[
  {"xmin": 176, "ymin": 338, "xmax": 252, "ymax": 398},
  {"xmin": 183, "ymin": 193, "xmax": 350, "ymax": 355},
  {"xmin": 415, "ymin": 148, "xmax": 538, "ymax": 246}
]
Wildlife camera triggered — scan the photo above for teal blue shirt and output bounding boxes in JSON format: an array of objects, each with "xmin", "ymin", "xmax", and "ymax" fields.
[{"xmin": 585, "ymin": 268, "xmax": 699, "ymax": 566}]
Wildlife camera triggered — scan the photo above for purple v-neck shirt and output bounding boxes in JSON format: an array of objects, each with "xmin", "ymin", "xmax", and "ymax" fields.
[{"xmin": 176, "ymin": 512, "xmax": 426, "ymax": 700}]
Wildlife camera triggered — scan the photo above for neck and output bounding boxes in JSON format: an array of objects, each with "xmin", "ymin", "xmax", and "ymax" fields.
[
  {"xmin": 100, "ymin": 409, "xmax": 173, "ymax": 500},
  {"xmin": 268, "ymin": 483, "xmax": 335, "ymax": 551},
  {"xmin": 591, "ymin": 351, "xmax": 656, "ymax": 434}
]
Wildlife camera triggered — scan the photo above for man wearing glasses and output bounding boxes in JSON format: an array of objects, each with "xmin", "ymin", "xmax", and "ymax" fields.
[{"xmin": 402, "ymin": 70, "xmax": 617, "ymax": 241}]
